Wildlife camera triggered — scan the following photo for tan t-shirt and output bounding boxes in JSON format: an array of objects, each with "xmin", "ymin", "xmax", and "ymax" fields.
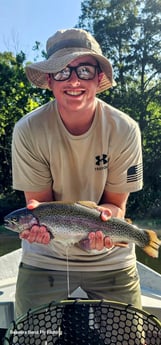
[{"xmin": 12, "ymin": 98, "xmax": 143, "ymax": 271}]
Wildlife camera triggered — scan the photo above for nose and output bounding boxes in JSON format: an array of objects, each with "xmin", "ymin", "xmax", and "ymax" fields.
[{"xmin": 68, "ymin": 70, "xmax": 80, "ymax": 84}]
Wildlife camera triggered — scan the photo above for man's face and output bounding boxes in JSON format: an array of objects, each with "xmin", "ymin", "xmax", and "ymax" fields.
[{"xmin": 47, "ymin": 56, "xmax": 103, "ymax": 114}]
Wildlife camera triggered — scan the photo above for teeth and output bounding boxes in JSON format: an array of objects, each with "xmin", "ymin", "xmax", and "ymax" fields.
[{"xmin": 65, "ymin": 91, "xmax": 83, "ymax": 96}]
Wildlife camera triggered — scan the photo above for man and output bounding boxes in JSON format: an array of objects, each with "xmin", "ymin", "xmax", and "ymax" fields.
[{"xmin": 12, "ymin": 28, "xmax": 143, "ymax": 317}]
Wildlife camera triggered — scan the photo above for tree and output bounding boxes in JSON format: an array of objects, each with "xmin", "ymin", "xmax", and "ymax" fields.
[
  {"xmin": 78, "ymin": 0, "xmax": 161, "ymax": 108},
  {"xmin": 0, "ymin": 50, "xmax": 52, "ymax": 219},
  {"xmin": 78, "ymin": 0, "xmax": 161, "ymax": 216}
]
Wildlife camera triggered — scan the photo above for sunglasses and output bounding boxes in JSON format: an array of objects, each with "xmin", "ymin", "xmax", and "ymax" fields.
[{"xmin": 50, "ymin": 63, "xmax": 100, "ymax": 81}]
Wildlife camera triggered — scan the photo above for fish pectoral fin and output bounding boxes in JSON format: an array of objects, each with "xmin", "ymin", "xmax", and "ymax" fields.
[
  {"xmin": 76, "ymin": 201, "xmax": 97, "ymax": 209},
  {"xmin": 143, "ymin": 230, "xmax": 161, "ymax": 258},
  {"xmin": 113, "ymin": 242, "xmax": 128, "ymax": 247}
]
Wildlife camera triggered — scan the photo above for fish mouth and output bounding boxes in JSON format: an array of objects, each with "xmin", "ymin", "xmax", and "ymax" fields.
[{"xmin": 4, "ymin": 220, "xmax": 18, "ymax": 231}]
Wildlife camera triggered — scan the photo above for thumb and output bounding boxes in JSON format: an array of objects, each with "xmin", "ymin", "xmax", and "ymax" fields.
[
  {"xmin": 27, "ymin": 199, "xmax": 40, "ymax": 210},
  {"xmin": 100, "ymin": 209, "xmax": 112, "ymax": 221}
]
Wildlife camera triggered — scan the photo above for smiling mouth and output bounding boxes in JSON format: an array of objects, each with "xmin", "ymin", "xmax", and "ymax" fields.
[{"xmin": 64, "ymin": 90, "xmax": 85, "ymax": 96}]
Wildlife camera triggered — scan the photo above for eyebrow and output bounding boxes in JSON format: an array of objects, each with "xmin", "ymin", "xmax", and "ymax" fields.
[{"xmin": 67, "ymin": 62, "xmax": 98, "ymax": 67}]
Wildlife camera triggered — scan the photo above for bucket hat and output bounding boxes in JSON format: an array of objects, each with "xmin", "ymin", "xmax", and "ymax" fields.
[{"xmin": 25, "ymin": 28, "xmax": 116, "ymax": 93}]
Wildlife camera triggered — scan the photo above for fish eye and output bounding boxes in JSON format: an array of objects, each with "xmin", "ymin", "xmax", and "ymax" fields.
[{"xmin": 11, "ymin": 216, "xmax": 17, "ymax": 222}]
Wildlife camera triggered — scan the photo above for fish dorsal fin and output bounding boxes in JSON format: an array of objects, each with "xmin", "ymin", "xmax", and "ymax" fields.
[
  {"xmin": 125, "ymin": 218, "xmax": 132, "ymax": 224},
  {"xmin": 76, "ymin": 201, "xmax": 97, "ymax": 209}
]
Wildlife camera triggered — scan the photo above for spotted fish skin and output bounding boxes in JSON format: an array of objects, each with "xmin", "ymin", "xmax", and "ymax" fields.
[{"xmin": 4, "ymin": 201, "xmax": 161, "ymax": 258}]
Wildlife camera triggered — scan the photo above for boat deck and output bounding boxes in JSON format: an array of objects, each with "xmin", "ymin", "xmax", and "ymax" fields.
[{"xmin": 0, "ymin": 249, "xmax": 161, "ymax": 329}]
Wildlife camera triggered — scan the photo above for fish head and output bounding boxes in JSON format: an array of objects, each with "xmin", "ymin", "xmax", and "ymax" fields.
[{"xmin": 4, "ymin": 208, "xmax": 38, "ymax": 233}]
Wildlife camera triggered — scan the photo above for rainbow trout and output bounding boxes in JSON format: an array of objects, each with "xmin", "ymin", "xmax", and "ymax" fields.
[{"xmin": 4, "ymin": 201, "xmax": 161, "ymax": 258}]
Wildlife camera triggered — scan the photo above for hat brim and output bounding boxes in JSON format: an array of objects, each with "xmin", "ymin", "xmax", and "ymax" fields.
[{"xmin": 25, "ymin": 48, "xmax": 116, "ymax": 93}]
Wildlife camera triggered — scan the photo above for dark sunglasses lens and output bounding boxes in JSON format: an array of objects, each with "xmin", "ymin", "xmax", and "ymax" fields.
[
  {"xmin": 77, "ymin": 65, "xmax": 96, "ymax": 79},
  {"xmin": 53, "ymin": 67, "xmax": 71, "ymax": 81},
  {"xmin": 52, "ymin": 65, "xmax": 98, "ymax": 81}
]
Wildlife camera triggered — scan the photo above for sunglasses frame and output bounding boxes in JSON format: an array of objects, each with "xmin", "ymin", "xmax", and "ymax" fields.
[{"xmin": 50, "ymin": 63, "xmax": 100, "ymax": 81}]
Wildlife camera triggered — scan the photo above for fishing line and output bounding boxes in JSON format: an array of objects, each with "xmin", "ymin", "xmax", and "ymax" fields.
[{"xmin": 66, "ymin": 246, "xmax": 71, "ymax": 297}]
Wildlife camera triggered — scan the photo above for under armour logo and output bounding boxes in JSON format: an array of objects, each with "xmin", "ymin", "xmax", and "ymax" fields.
[{"xmin": 95, "ymin": 154, "xmax": 108, "ymax": 166}]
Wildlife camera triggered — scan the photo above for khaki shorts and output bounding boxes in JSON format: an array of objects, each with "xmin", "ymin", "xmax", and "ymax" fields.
[{"xmin": 15, "ymin": 263, "xmax": 142, "ymax": 318}]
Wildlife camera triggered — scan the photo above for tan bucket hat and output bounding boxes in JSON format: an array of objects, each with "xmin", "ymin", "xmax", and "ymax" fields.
[{"xmin": 25, "ymin": 28, "xmax": 116, "ymax": 93}]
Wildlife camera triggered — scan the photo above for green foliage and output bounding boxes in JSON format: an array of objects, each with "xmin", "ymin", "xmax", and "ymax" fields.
[
  {"xmin": 0, "ymin": 51, "xmax": 28, "ymax": 194},
  {"xmin": 0, "ymin": 191, "xmax": 25, "ymax": 223},
  {"xmin": 78, "ymin": 0, "xmax": 161, "ymax": 217},
  {"xmin": 0, "ymin": 50, "xmax": 52, "ymax": 203}
]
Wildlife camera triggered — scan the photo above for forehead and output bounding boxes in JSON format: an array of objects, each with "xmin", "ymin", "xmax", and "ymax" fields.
[{"xmin": 68, "ymin": 55, "xmax": 97, "ymax": 66}]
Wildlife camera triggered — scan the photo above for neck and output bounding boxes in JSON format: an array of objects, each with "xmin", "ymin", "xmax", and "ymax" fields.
[{"xmin": 57, "ymin": 102, "xmax": 97, "ymax": 135}]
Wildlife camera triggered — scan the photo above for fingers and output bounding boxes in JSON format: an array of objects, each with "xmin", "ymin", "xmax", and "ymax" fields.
[
  {"xmin": 25, "ymin": 200, "xmax": 50, "ymax": 243},
  {"xmin": 88, "ymin": 231, "xmax": 104, "ymax": 250},
  {"xmin": 79, "ymin": 231, "xmax": 113, "ymax": 251},
  {"xmin": 87, "ymin": 231, "xmax": 114, "ymax": 250},
  {"xmin": 20, "ymin": 225, "xmax": 51, "ymax": 244},
  {"xmin": 87, "ymin": 231, "xmax": 127, "ymax": 250},
  {"xmin": 100, "ymin": 209, "xmax": 112, "ymax": 221},
  {"xmin": 27, "ymin": 199, "xmax": 40, "ymax": 210},
  {"xmin": 104, "ymin": 236, "xmax": 114, "ymax": 248},
  {"xmin": 96, "ymin": 206, "xmax": 112, "ymax": 221}
]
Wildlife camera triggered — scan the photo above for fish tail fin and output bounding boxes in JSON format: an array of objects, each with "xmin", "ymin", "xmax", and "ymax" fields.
[{"xmin": 143, "ymin": 230, "xmax": 161, "ymax": 258}]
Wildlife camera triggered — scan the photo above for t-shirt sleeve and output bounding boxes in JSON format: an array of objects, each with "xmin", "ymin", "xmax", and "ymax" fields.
[
  {"xmin": 105, "ymin": 122, "xmax": 143, "ymax": 193},
  {"xmin": 12, "ymin": 122, "xmax": 52, "ymax": 192}
]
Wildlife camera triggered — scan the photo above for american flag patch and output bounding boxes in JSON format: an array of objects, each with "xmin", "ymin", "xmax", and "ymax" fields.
[{"xmin": 127, "ymin": 163, "xmax": 143, "ymax": 183}]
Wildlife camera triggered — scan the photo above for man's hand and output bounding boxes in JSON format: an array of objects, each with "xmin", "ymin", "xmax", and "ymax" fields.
[
  {"xmin": 87, "ymin": 230, "xmax": 114, "ymax": 250},
  {"xmin": 20, "ymin": 225, "xmax": 51, "ymax": 244},
  {"xmin": 80, "ymin": 206, "xmax": 128, "ymax": 251},
  {"xmin": 80, "ymin": 207, "xmax": 113, "ymax": 251},
  {"xmin": 19, "ymin": 199, "xmax": 51, "ymax": 244},
  {"xmin": 87, "ymin": 207, "xmax": 113, "ymax": 250}
]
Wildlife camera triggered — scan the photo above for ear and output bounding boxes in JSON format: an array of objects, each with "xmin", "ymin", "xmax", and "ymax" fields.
[
  {"xmin": 47, "ymin": 74, "xmax": 52, "ymax": 90},
  {"xmin": 98, "ymin": 72, "xmax": 104, "ymax": 85}
]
